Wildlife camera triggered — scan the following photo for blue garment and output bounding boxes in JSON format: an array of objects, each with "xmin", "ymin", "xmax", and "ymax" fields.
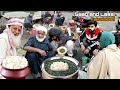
[
  {"xmin": 24, "ymin": 36, "xmax": 56, "ymax": 74},
  {"xmin": 55, "ymin": 16, "xmax": 65, "ymax": 26},
  {"xmin": 44, "ymin": 12, "xmax": 51, "ymax": 18}
]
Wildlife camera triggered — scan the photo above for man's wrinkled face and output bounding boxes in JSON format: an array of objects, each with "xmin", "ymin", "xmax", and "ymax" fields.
[
  {"xmin": 37, "ymin": 30, "xmax": 45, "ymax": 39},
  {"xmin": 88, "ymin": 24, "xmax": 96, "ymax": 32},
  {"xmin": 9, "ymin": 25, "xmax": 22, "ymax": 47},
  {"xmin": 9, "ymin": 25, "xmax": 22, "ymax": 36},
  {"xmin": 70, "ymin": 26, "xmax": 75, "ymax": 30},
  {"xmin": 69, "ymin": 23, "xmax": 76, "ymax": 31}
]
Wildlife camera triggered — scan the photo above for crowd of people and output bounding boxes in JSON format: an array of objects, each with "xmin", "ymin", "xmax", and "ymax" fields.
[{"xmin": 0, "ymin": 11, "xmax": 120, "ymax": 79}]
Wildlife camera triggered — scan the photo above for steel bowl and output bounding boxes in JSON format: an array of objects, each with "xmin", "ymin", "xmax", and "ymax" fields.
[{"xmin": 41, "ymin": 56, "xmax": 80, "ymax": 79}]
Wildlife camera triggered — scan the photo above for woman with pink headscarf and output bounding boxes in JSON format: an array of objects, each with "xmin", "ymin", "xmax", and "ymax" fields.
[{"xmin": 0, "ymin": 18, "xmax": 24, "ymax": 64}]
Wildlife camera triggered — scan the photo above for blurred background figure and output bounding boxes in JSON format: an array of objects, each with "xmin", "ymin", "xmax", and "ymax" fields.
[
  {"xmin": 67, "ymin": 20, "xmax": 80, "ymax": 37},
  {"xmin": 43, "ymin": 11, "xmax": 54, "ymax": 25},
  {"xmin": 24, "ymin": 12, "xmax": 35, "ymax": 31},
  {"xmin": 55, "ymin": 11, "xmax": 65, "ymax": 27}
]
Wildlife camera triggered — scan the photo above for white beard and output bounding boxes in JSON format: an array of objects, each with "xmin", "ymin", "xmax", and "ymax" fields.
[
  {"xmin": 36, "ymin": 35, "xmax": 46, "ymax": 42},
  {"xmin": 10, "ymin": 32, "xmax": 21, "ymax": 47}
]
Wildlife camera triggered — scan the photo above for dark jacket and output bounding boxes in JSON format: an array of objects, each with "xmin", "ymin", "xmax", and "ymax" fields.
[
  {"xmin": 80, "ymin": 27, "xmax": 102, "ymax": 49},
  {"xmin": 24, "ymin": 15, "xmax": 34, "ymax": 28}
]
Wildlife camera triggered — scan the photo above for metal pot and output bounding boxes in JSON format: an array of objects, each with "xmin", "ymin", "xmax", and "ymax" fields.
[{"xmin": 41, "ymin": 56, "xmax": 80, "ymax": 79}]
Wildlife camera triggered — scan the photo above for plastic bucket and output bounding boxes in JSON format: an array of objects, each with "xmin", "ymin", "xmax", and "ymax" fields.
[{"xmin": 81, "ymin": 56, "xmax": 88, "ymax": 66}]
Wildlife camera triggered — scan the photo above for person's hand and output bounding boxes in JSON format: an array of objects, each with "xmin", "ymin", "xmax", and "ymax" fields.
[
  {"xmin": 96, "ymin": 41, "xmax": 101, "ymax": 49},
  {"xmin": 84, "ymin": 49, "xmax": 90, "ymax": 54},
  {"xmin": 96, "ymin": 41, "xmax": 100, "ymax": 46},
  {"xmin": 38, "ymin": 49, "xmax": 46, "ymax": 57},
  {"xmin": 84, "ymin": 63, "xmax": 89, "ymax": 71},
  {"xmin": 85, "ymin": 63, "xmax": 89, "ymax": 68},
  {"xmin": 53, "ymin": 49, "xmax": 57, "ymax": 52},
  {"xmin": 80, "ymin": 45, "xmax": 86, "ymax": 52},
  {"xmin": 93, "ymin": 49, "xmax": 99, "ymax": 56}
]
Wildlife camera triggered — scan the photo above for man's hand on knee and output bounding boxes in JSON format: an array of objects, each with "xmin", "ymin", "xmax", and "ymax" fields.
[
  {"xmin": 80, "ymin": 44, "xmax": 86, "ymax": 52},
  {"xmin": 84, "ymin": 49, "xmax": 90, "ymax": 54},
  {"xmin": 92, "ymin": 49, "xmax": 99, "ymax": 56}
]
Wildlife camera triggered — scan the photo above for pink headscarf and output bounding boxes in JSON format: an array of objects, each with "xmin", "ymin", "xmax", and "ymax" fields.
[
  {"xmin": 4, "ymin": 18, "xmax": 24, "ymax": 55},
  {"xmin": 6, "ymin": 18, "xmax": 24, "ymax": 37}
]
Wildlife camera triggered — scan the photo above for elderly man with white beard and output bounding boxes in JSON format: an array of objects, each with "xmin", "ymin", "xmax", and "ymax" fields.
[
  {"xmin": 23, "ymin": 25, "xmax": 56, "ymax": 79},
  {"xmin": 0, "ymin": 18, "xmax": 24, "ymax": 65}
]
